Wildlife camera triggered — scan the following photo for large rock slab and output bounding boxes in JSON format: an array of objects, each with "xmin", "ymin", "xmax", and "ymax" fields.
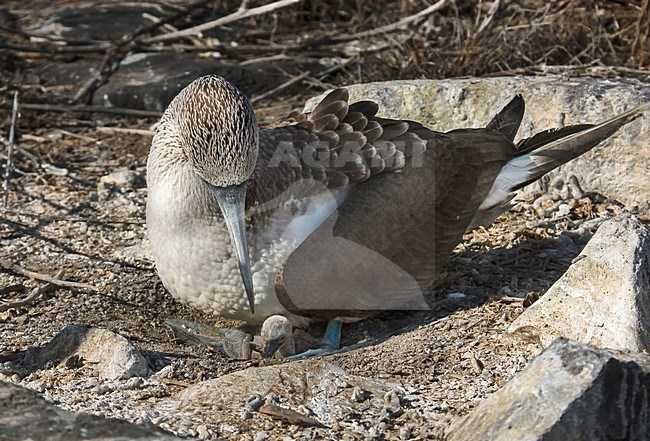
[
  {"xmin": 27, "ymin": 4, "xmax": 172, "ymax": 41},
  {"xmin": 449, "ymin": 338, "xmax": 650, "ymax": 441},
  {"xmin": 151, "ymin": 360, "xmax": 413, "ymax": 438},
  {"xmin": 508, "ymin": 215, "xmax": 650, "ymax": 351},
  {"xmin": 90, "ymin": 52, "xmax": 318, "ymax": 111},
  {"xmin": 0, "ymin": 380, "xmax": 183, "ymax": 441},
  {"xmin": 22, "ymin": 324, "xmax": 150, "ymax": 380},
  {"xmin": 305, "ymin": 76, "xmax": 650, "ymax": 208}
]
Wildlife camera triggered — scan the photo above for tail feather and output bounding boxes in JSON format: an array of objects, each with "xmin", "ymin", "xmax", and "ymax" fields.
[
  {"xmin": 469, "ymin": 101, "xmax": 647, "ymax": 230},
  {"xmin": 510, "ymin": 103, "xmax": 647, "ymax": 191},
  {"xmin": 515, "ymin": 124, "xmax": 593, "ymax": 154}
]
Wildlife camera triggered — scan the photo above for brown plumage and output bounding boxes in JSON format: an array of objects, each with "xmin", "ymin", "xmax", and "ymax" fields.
[{"xmin": 146, "ymin": 75, "xmax": 646, "ymax": 326}]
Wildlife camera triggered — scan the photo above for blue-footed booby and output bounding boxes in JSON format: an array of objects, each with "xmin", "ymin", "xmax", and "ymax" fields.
[{"xmin": 146, "ymin": 75, "xmax": 646, "ymax": 358}]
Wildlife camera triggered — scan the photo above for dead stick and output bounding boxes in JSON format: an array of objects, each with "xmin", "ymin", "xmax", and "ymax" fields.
[
  {"xmin": 1, "ymin": 207, "xmax": 145, "ymax": 225},
  {"xmin": 476, "ymin": 0, "xmax": 500, "ymax": 37},
  {"xmin": 3, "ymin": 91, "xmax": 19, "ymax": 208},
  {"xmin": 0, "ymin": 259, "xmax": 100, "ymax": 292},
  {"xmin": 141, "ymin": 0, "xmax": 303, "ymax": 44},
  {"xmin": 331, "ymin": 0, "xmax": 449, "ymax": 42},
  {"xmin": 0, "ymin": 41, "xmax": 111, "ymax": 54},
  {"xmin": 3, "ymin": 103, "xmax": 161, "ymax": 118},
  {"xmin": 96, "ymin": 127, "xmax": 154, "ymax": 136},
  {"xmin": 72, "ymin": 51, "xmax": 114, "ymax": 103},
  {"xmin": 0, "ymin": 271, "xmax": 63, "ymax": 312},
  {"xmin": 250, "ymin": 70, "xmax": 311, "ymax": 103}
]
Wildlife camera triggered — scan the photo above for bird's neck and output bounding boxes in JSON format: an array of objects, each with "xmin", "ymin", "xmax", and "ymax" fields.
[{"xmin": 146, "ymin": 131, "xmax": 221, "ymax": 227}]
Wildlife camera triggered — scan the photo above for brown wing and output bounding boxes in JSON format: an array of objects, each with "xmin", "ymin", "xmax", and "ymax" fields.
[
  {"xmin": 247, "ymin": 88, "xmax": 427, "ymax": 208},
  {"xmin": 272, "ymin": 130, "xmax": 520, "ymax": 317},
  {"xmin": 263, "ymin": 92, "xmax": 524, "ymax": 316}
]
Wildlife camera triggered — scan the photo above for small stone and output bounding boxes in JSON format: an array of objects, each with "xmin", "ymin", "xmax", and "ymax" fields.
[
  {"xmin": 133, "ymin": 416, "xmax": 150, "ymax": 425},
  {"xmin": 470, "ymin": 355, "xmax": 484, "ymax": 374},
  {"xmin": 30, "ymin": 381, "xmax": 47, "ymax": 393},
  {"xmin": 254, "ymin": 431, "xmax": 269, "ymax": 441},
  {"xmin": 554, "ymin": 232, "xmax": 575, "ymax": 249},
  {"xmin": 99, "ymin": 169, "xmax": 138, "ymax": 190},
  {"xmin": 556, "ymin": 203, "xmax": 571, "ymax": 217},
  {"xmin": 22, "ymin": 324, "xmax": 150, "ymax": 380},
  {"xmin": 446, "ymin": 292, "xmax": 466, "ymax": 300},
  {"xmin": 196, "ymin": 424, "xmax": 209, "ymax": 439},
  {"xmin": 95, "ymin": 384, "xmax": 114, "ymax": 395},
  {"xmin": 121, "ymin": 377, "xmax": 144, "ymax": 390},
  {"xmin": 246, "ymin": 393, "xmax": 264, "ymax": 411},
  {"xmin": 351, "ymin": 386, "xmax": 371, "ymax": 402},
  {"xmin": 366, "ymin": 426, "xmax": 381, "ymax": 440},
  {"xmin": 381, "ymin": 390, "xmax": 403, "ymax": 420},
  {"xmin": 497, "ymin": 286, "xmax": 514, "ymax": 297}
]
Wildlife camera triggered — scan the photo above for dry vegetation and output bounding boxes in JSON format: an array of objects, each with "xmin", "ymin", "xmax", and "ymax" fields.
[{"xmin": 1, "ymin": 0, "xmax": 649, "ymax": 112}]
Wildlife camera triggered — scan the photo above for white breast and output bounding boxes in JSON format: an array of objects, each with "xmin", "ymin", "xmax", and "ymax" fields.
[{"xmin": 146, "ymin": 169, "xmax": 349, "ymax": 326}]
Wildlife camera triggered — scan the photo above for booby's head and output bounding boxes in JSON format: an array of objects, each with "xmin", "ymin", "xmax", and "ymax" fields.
[
  {"xmin": 164, "ymin": 75, "xmax": 259, "ymax": 313},
  {"xmin": 170, "ymin": 75, "xmax": 259, "ymax": 186}
]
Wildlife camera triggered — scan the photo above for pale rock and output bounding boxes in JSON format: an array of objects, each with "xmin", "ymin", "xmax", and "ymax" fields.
[
  {"xmin": 22, "ymin": 324, "xmax": 150, "ymax": 380},
  {"xmin": 448, "ymin": 338, "xmax": 650, "ymax": 441},
  {"xmin": 152, "ymin": 361, "xmax": 399, "ymax": 430},
  {"xmin": 99, "ymin": 168, "xmax": 138, "ymax": 188},
  {"xmin": 508, "ymin": 215, "xmax": 650, "ymax": 351},
  {"xmin": 0, "ymin": 380, "xmax": 183, "ymax": 440}
]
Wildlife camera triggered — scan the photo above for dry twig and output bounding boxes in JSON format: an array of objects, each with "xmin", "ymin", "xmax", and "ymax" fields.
[
  {"xmin": 330, "ymin": 0, "xmax": 449, "ymax": 43},
  {"xmin": 2, "ymin": 103, "xmax": 161, "ymax": 118},
  {"xmin": 0, "ymin": 41, "xmax": 111, "ymax": 54},
  {"xmin": 0, "ymin": 271, "xmax": 63, "ymax": 312},
  {"xmin": 3, "ymin": 91, "xmax": 19, "ymax": 208},
  {"xmin": 1, "ymin": 207, "xmax": 145, "ymax": 226},
  {"xmin": 96, "ymin": 127, "xmax": 155, "ymax": 136},
  {"xmin": 476, "ymin": 0, "xmax": 500, "ymax": 37},
  {"xmin": 141, "ymin": 0, "xmax": 303, "ymax": 44},
  {"xmin": 0, "ymin": 258, "xmax": 100, "ymax": 292},
  {"xmin": 250, "ymin": 70, "xmax": 311, "ymax": 103},
  {"xmin": 72, "ymin": 51, "xmax": 115, "ymax": 103}
]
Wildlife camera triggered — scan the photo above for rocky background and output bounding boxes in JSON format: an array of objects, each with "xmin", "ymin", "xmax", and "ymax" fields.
[{"xmin": 1, "ymin": 1, "xmax": 649, "ymax": 440}]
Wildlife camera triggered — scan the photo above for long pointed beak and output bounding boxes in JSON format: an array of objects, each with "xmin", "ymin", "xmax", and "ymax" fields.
[{"xmin": 211, "ymin": 183, "xmax": 255, "ymax": 314}]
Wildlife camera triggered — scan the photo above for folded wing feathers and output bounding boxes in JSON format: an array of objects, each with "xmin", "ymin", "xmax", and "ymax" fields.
[
  {"xmin": 282, "ymin": 89, "xmax": 646, "ymax": 208},
  {"xmin": 276, "ymin": 88, "xmax": 432, "ymax": 189}
]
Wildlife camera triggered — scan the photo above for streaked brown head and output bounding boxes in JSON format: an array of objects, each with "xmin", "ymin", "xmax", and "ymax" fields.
[{"xmin": 167, "ymin": 75, "xmax": 259, "ymax": 187}]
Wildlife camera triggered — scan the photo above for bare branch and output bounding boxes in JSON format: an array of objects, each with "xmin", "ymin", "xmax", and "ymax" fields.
[
  {"xmin": 331, "ymin": 0, "xmax": 449, "ymax": 43},
  {"xmin": 141, "ymin": 0, "xmax": 303, "ymax": 44},
  {"xmin": 96, "ymin": 127, "xmax": 155, "ymax": 136},
  {"xmin": 3, "ymin": 91, "xmax": 19, "ymax": 208},
  {"xmin": 0, "ymin": 271, "xmax": 62, "ymax": 312},
  {"xmin": 0, "ymin": 259, "xmax": 100, "ymax": 292},
  {"xmin": 0, "ymin": 41, "xmax": 111, "ymax": 54},
  {"xmin": 476, "ymin": 0, "xmax": 501, "ymax": 37},
  {"xmin": 1, "ymin": 207, "xmax": 145, "ymax": 225},
  {"xmin": 250, "ymin": 70, "xmax": 311, "ymax": 104},
  {"xmin": 2, "ymin": 102, "xmax": 161, "ymax": 118}
]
